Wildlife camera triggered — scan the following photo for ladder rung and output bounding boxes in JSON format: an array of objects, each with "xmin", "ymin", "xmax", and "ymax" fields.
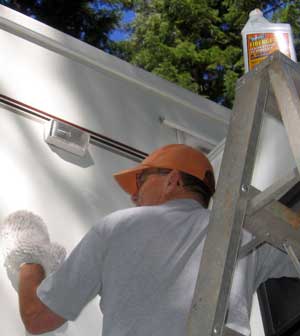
[
  {"xmin": 224, "ymin": 326, "xmax": 244, "ymax": 336},
  {"xmin": 245, "ymin": 188, "xmax": 300, "ymax": 257},
  {"xmin": 247, "ymin": 167, "xmax": 300, "ymax": 216},
  {"xmin": 238, "ymin": 237, "xmax": 263, "ymax": 259}
]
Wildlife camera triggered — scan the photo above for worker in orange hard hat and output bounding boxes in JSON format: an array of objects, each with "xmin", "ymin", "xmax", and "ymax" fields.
[
  {"xmin": 14, "ymin": 143, "xmax": 299, "ymax": 336},
  {"xmin": 114, "ymin": 144, "xmax": 215, "ymax": 208},
  {"xmin": 15, "ymin": 143, "xmax": 218, "ymax": 336}
]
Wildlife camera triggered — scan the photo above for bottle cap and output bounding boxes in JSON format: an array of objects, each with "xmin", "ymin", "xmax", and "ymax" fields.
[{"xmin": 249, "ymin": 8, "xmax": 263, "ymax": 17}]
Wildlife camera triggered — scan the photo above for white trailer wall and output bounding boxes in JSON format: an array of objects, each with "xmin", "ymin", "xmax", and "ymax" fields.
[
  {"xmin": 0, "ymin": 105, "xmax": 131, "ymax": 336},
  {"xmin": 3, "ymin": 4, "xmax": 296, "ymax": 336},
  {"xmin": 0, "ymin": 5, "xmax": 231, "ymax": 336},
  {"xmin": 0, "ymin": 5, "xmax": 230, "ymax": 154}
]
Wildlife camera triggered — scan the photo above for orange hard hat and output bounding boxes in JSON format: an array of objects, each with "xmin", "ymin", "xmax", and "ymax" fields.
[{"xmin": 113, "ymin": 144, "xmax": 215, "ymax": 197}]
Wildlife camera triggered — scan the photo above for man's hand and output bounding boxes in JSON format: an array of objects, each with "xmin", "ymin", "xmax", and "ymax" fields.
[
  {"xmin": 19, "ymin": 263, "xmax": 66, "ymax": 334},
  {"xmin": 0, "ymin": 210, "xmax": 66, "ymax": 290},
  {"xmin": 0, "ymin": 211, "xmax": 67, "ymax": 333}
]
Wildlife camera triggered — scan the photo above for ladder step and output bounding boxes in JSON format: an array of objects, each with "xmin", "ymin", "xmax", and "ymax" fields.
[
  {"xmin": 245, "ymin": 187, "xmax": 300, "ymax": 258},
  {"xmin": 224, "ymin": 327, "xmax": 245, "ymax": 336},
  {"xmin": 247, "ymin": 167, "xmax": 300, "ymax": 216}
]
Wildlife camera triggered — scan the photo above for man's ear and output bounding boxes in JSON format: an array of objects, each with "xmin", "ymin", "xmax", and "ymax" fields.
[{"xmin": 164, "ymin": 170, "xmax": 182, "ymax": 193}]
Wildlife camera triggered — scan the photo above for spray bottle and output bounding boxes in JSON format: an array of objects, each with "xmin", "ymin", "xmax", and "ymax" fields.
[{"xmin": 241, "ymin": 8, "xmax": 297, "ymax": 72}]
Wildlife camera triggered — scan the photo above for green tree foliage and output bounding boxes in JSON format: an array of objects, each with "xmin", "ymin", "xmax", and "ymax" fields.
[
  {"xmin": 272, "ymin": 2, "xmax": 300, "ymax": 57},
  {"xmin": 0, "ymin": 0, "xmax": 133, "ymax": 51},
  {"xmin": 1, "ymin": 0, "xmax": 299, "ymax": 107},
  {"xmin": 118, "ymin": 0, "xmax": 300, "ymax": 107}
]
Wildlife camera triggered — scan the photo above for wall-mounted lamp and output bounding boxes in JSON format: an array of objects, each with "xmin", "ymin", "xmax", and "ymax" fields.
[{"xmin": 44, "ymin": 119, "xmax": 90, "ymax": 157}]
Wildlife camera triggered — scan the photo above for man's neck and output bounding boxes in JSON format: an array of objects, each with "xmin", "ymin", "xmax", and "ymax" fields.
[{"xmin": 166, "ymin": 192, "xmax": 205, "ymax": 207}]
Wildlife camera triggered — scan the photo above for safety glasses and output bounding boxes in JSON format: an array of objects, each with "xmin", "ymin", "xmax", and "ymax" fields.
[{"xmin": 136, "ymin": 168, "xmax": 172, "ymax": 190}]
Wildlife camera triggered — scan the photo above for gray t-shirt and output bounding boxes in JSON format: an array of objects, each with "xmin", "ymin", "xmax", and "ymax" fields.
[{"xmin": 37, "ymin": 199, "xmax": 298, "ymax": 336}]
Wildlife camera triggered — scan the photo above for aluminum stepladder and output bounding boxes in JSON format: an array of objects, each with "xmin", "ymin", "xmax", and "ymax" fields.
[{"xmin": 187, "ymin": 51, "xmax": 300, "ymax": 336}]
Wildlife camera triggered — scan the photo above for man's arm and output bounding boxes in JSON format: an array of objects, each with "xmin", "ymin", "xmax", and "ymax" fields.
[{"xmin": 19, "ymin": 264, "xmax": 66, "ymax": 335}]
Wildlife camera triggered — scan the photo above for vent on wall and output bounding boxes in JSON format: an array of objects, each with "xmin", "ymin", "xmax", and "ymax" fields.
[{"xmin": 44, "ymin": 119, "xmax": 90, "ymax": 157}]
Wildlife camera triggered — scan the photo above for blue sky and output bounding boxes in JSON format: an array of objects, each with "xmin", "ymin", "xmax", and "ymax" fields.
[
  {"xmin": 107, "ymin": 5, "xmax": 277, "ymax": 42},
  {"xmin": 109, "ymin": 10, "xmax": 135, "ymax": 41}
]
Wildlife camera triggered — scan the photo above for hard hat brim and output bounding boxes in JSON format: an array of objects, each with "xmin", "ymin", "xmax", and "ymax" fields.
[{"xmin": 113, "ymin": 164, "xmax": 151, "ymax": 195}]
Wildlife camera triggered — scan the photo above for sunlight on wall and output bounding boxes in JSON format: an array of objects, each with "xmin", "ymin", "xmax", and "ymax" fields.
[
  {"xmin": 250, "ymin": 293, "xmax": 264, "ymax": 336},
  {"xmin": 0, "ymin": 28, "xmax": 88, "ymax": 129},
  {"xmin": 0, "ymin": 110, "xmax": 108, "ymax": 336},
  {"xmin": 0, "ymin": 149, "xmax": 34, "ymax": 211},
  {"xmin": 252, "ymin": 113, "xmax": 295, "ymax": 191}
]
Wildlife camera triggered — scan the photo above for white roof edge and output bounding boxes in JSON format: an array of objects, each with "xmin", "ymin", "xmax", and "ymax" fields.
[{"xmin": 0, "ymin": 5, "xmax": 231, "ymax": 125}]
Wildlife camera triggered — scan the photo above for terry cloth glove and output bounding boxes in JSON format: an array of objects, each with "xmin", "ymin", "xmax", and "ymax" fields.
[{"xmin": 0, "ymin": 210, "xmax": 66, "ymax": 291}]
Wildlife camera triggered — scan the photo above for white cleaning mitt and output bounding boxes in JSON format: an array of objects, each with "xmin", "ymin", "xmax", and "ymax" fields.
[{"xmin": 0, "ymin": 210, "xmax": 66, "ymax": 290}]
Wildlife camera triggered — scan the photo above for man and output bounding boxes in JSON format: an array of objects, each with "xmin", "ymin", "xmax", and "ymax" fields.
[{"xmin": 15, "ymin": 144, "xmax": 298, "ymax": 335}]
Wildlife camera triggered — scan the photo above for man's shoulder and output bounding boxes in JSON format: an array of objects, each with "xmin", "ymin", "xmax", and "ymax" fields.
[
  {"xmin": 103, "ymin": 205, "xmax": 163, "ymax": 225},
  {"xmin": 93, "ymin": 206, "xmax": 167, "ymax": 243},
  {"xmin": 94, "ymin": 199, "xmax": 207, "ymax": 236},
  {"xmin": 105, "ymin": 199, "xmax": 207, "ymax": 223}
]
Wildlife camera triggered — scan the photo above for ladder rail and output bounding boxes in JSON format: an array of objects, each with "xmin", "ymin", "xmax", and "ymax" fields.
[
  {"xmin": 269, "ymin": 61, "xmax": 300, "ymax": 172},
  {"xmin": 186, "ymin": 68, "xmax": 270, "ymax": 336},
  {"xmin": 187, "ymin": 51, "xmax": 300, "ymax": 336}
]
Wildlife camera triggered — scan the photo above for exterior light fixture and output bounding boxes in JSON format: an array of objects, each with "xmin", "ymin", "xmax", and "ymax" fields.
[{"xmin": 44, "ymin": 119, "xmax": 90, "ymax": 157}]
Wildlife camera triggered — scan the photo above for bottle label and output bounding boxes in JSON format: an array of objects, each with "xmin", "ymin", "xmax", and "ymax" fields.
[{"xmin": 247, "ymin": 32, "xmax": 291, "ymax": 70}]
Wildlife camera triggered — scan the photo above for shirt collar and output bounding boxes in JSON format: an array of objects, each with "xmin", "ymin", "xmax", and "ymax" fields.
[{"xmin": 164, "ymin": 198, "xmax": 204, "ymax": 209}]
